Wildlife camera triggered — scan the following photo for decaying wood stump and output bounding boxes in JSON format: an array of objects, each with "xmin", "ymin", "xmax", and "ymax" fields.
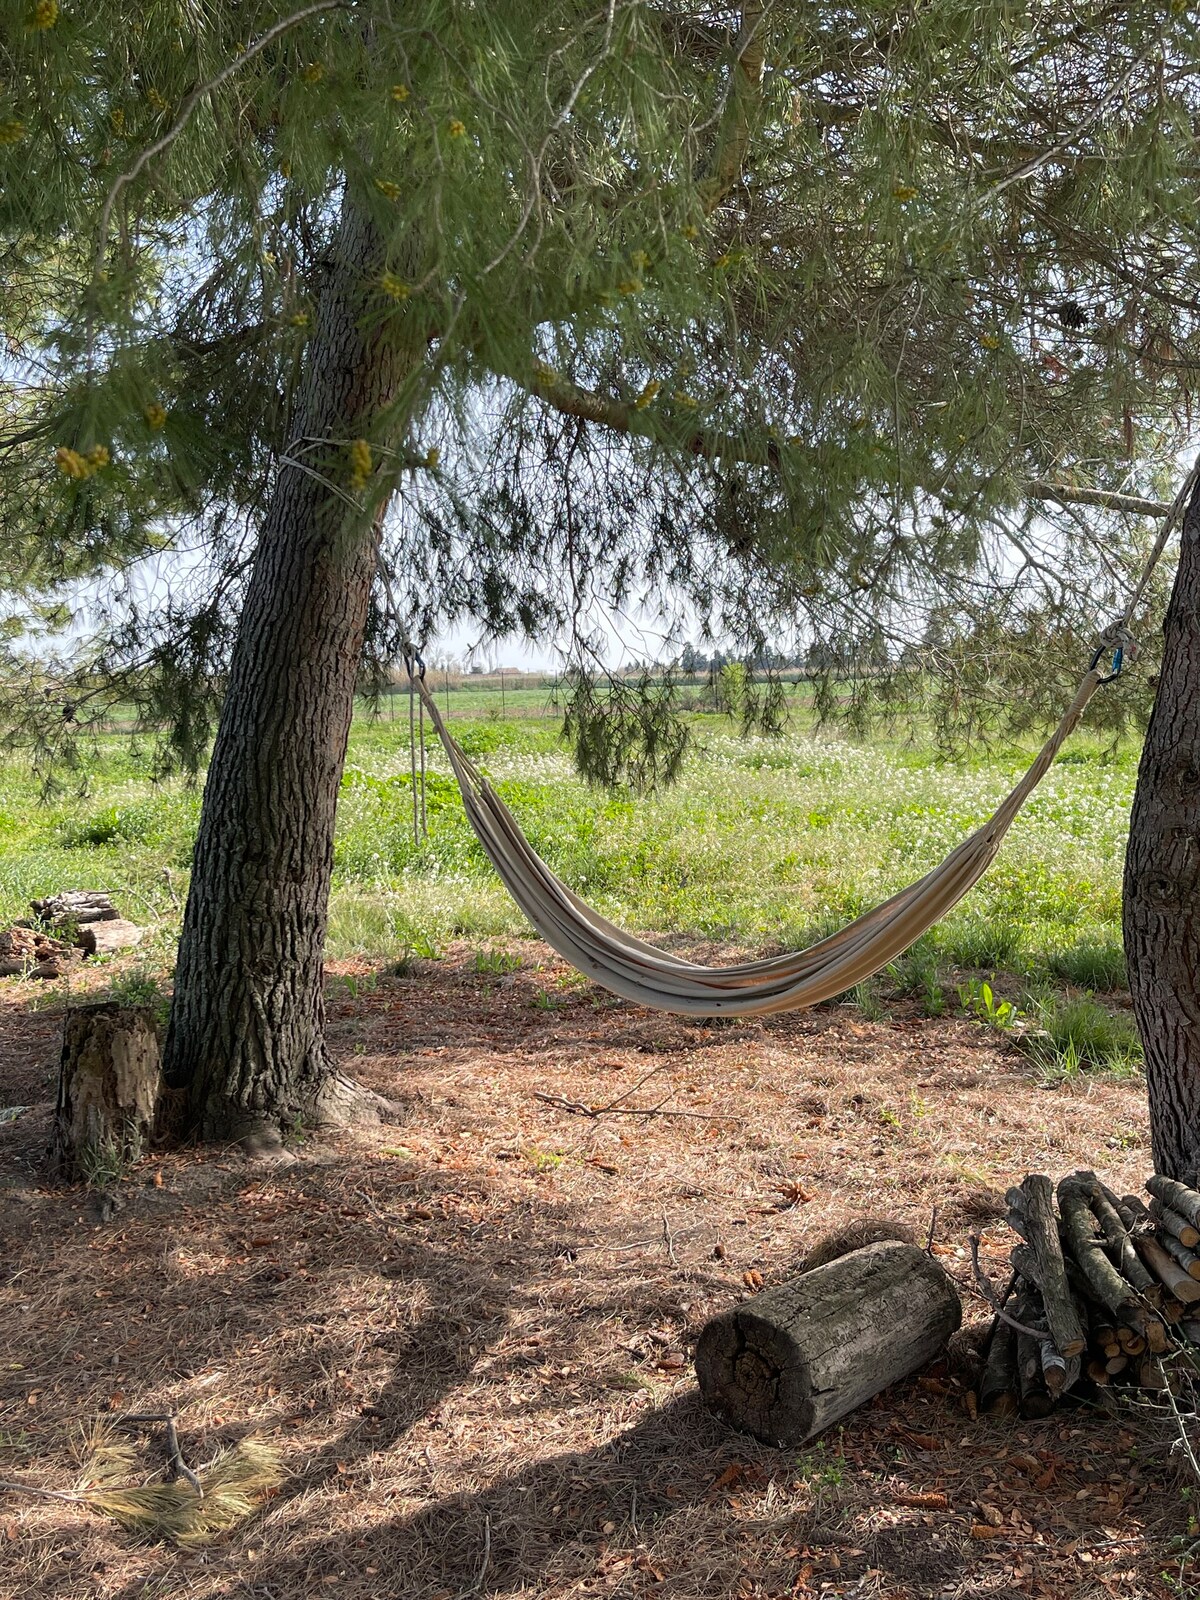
[
  {"xmin": 50, "ymin": 1004, "xmax": 164, "ymax": 1181},
  {"xmin": 694, "ymin": 1241, "xmax": 962, "ymax": 1446}
]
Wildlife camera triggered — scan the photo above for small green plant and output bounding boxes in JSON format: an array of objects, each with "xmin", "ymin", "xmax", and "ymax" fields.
[
  {"xmin": 532, "ymin": 989, "xmax": 563, "ymax": 1011},
  {"xmin": 524, "ymin": 1145, "xmax": 563, "ymax": 1172},
  {"xmin": 957, "ymin": 978, "xmax": 1021, "ymax": 1031},
  {"xmin": 794, "ymin": 1438, "xmax": 846, "ymax": 1488},
  {"xmin": 851, "ymin": 980, "xmax": 888, "ymax": 1022},
  {"xmin": 940, "ymin": 914, "xmax": 1023, "ymax": 971},
  {"xmin": 878, "ymin": 1105, "xmax": 901, "ymax": 1128},
  {"xmin": 474, "ymin": 947, "xmax": 522, "ymax": 976},
  {"xmin": 920, "ymin": 976, "xmax": 948, "ymax": 1017},
  {"xmin": 1044, "ymin": 934, "xmax": 1127, "ymax": 992},
  {"xmin": 102, "ymin": 967, "xmax": 170, "ymax": 1027},
  {"xmin": 78, "ymin": 1121, "xmax": 142, "ymax": 1189}
]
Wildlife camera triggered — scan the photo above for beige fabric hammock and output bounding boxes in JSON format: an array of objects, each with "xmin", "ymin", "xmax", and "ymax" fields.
[
  {"xmin": 398, "ymin": 461, "xmax": 1196, "ymax": 1017},
  {"xmin": 410, "ymin": 665, "xmax": 1105, "ymax": 1017}
]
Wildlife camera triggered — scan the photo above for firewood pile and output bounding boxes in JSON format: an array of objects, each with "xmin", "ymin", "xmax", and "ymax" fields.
[
  {"xmin": 978, "ymin": 1170, "xmax": 1200, "ymax": 1418},
  {"xmin": 0, "ymin": 891, "xmax": 143, "ymax": 979}
]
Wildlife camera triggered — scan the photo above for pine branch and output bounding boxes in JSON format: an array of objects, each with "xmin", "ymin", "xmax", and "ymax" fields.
[
  {"xmin": 513, "ymin": 364, "xmax": 783, "ymax": 468},
  {"xmin": 698, "ymin": 5, "xmax": 767, "ymax": 215},
  {"xmin": 1027, "ymin": 482, "xmax": 1173, "ymax": 518},
  {"xmin": 94, "ymin": 0, "xmax": 349, "ymax": 284},
  {"xmin": 513, "ymin": 366, "xmax": 1171, "ymax": 524}
]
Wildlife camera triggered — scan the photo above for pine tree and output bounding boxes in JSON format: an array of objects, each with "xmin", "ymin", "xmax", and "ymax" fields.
[{"xmin": 3, "ymin": 2, "xmax": 1200, "ymax": 1157}]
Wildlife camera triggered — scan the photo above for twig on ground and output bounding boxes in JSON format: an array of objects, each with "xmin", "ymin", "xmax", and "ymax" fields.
[
  {"xmin": 532, "ymin": 1090, "xmax": 727, "ymax": 1121},
  {"xmin": 115, "ymin": 1412, "xmax": 202, "ymax": 1496},
  {"xmin": 457, "ymin": 1512, "xmax": 491, "ymax": 1597},
  {"xmin": 662, "ymin": 1213, "xmax": 679, "ymax": 1267},
  {"xmin": 968, "ymin": 1233, "xmax": 1047, "ymax": 1339},
  {"xmin": 925, "ymin": 1205, "xmax": 939, "ymax": 1255},
  {"xmin": 0, "ymin": 1478, "xmax": 87, "ymax": 1504}
]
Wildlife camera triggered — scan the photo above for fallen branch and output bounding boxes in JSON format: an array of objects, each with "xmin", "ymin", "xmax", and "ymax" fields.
[
  {"xmin": 532, "ymin": 1090, "xmax": 728, "ymax": 1120},
  {"xmin": 968, "ymin": 1233, "xmax": 1047, "ymax": 1339},
  {"xmin": 0, "ymin": 1477, "xmax": 87, "ymax": 1504},
  {"xmin": 116, "ymin": 1413, "xmax": 202, "ymax": 1497}
]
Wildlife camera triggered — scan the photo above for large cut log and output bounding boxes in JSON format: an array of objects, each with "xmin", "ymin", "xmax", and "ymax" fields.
[
  {"xmin": 49, "ymin": 1004, "xmax": 163, "ymax": 1182},
  {"xmin": 1021, "ymin": 1175, "xmax": 1086, "ymax": 1356},
  {"xmin": 694, "ymin": 1241, "xmax": 961, "ymax": 1446}
]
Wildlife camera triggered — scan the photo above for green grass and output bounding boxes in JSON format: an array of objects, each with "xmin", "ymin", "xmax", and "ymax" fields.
[{"xmin": 0, "ymin": 706, "xmax": 1143, "ymax": 1065}]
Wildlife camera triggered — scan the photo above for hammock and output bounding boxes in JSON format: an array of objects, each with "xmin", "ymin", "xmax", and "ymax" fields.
[
  {"xmin": 410, "ymin": 664, "xmax": 1104, "ymax": 1017},
  {"xmin": 404, "ymin": 463, "xmax": 1193, "ymax": 1017}
]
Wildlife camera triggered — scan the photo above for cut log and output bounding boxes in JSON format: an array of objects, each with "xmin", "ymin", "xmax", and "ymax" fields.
[
  {"xmin": 1074, "ymin": 1171, "xmax": 1156, "ymax": 1296},
  {"xmin": 1133, "ymin": 1234, "xmax": 1200, "ymax": 1305},
  {"xmin": 694, "ymin": 1241, "xmax": 962, "ymax": 1446},
  {"xmin": 1147, "ymin": 1175, "xmax": 1200, "ymax": 1232},
  {"xmin": 978, "ymin": 1318, "xmax": 1019, "ymax": 1417},
  {"xmin": 1017, "ymin": 1329, "xmax": 1054, "ymax": 1418},
  {"xmin": 49, "ymin": 1004, "xmax": 163, "ymax": 1182},
  {"xmin": 1058, "ymin": 1179, "xmax": 1141, "ymax": 1319},
  {"xmin": 1157, "ymin": 1230, "xmax": 1200, "ymax": 1280},
  {"xmin": 1117, "ymin": 1326, "xmax": 1146, "ymax": 1356},
  {"xmin": 75, "ymin": 919, "xmax": 145, "ymax": 957},
  {"xmin": 1039, "ymin": 1337, "xmax": 1074, "ymax": 1395},
  {"xmin": 32, "ymin": 890, "xmax": 121, "ymax": 925},
  {"xmin": 1121, "ymin": 1192, "xmax": 1154, "ymax": 1226},
  {"xmin": 1021, "ymin": 1175, "xmax": 1086, "ymax": 1357},
  {"xmin": 1150, "ymin": 1199, "xmax": 1200, "ymax": 1250}
]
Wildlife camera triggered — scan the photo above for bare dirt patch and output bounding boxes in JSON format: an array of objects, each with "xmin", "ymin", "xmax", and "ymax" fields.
[{"xmin": 0, "ymin": 946, "xmax": 1191, "ymax": 1600}]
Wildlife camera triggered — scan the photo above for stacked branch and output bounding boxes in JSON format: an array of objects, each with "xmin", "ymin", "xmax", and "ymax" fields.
[{"xmin": 976, "ymin": 1169, "xmax": 1200, "ymax": 1417}]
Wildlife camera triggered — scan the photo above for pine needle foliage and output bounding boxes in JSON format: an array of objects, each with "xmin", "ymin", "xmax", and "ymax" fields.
[
  {"xmin": 71, "ymin": 1423, "xmax": 284, "ymax": 1546},
  {"xmin": 3, "ymin": 1, "xmax": 1200, "ymax": 779}
]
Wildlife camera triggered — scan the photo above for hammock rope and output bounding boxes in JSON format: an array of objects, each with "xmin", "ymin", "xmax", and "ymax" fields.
[{"xmin": 403, "ymin": 461, "xmax": 1198, "ymax": 1017}]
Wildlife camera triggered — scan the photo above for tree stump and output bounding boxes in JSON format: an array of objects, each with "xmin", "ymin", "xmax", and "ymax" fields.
[
  {"xmin": 694, "ymin": 1241, "xmax": 962, "ymax": 1447},
  {"xmin": 50, "ymin": 1004, "xmax": 164, "ymax": 1181}
]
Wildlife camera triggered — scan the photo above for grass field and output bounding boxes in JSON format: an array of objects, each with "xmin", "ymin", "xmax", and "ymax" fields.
[{"xmin": 0, "ymin": 693, "xmax": 1141, "ymax": 1069}]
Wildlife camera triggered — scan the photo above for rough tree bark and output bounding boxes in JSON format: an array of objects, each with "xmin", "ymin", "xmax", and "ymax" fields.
[
  {"xmin": 160, "ymin": 189, "xmax": 413, "ymax": 1143},
  {"xmin": 1126, "ymin": 476, "xmax": 1200, "ymax": 1183}
]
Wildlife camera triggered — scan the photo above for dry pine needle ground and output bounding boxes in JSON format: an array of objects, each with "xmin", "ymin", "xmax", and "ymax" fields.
[{"xmin": 0, "ymin": 944, "xmax": 1194, "ymax": 1600}]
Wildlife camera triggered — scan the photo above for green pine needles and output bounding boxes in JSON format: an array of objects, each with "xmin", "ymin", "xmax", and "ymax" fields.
[{"xmin": 2, "ymin": 1, "xmax": 1199, "ymax": 781}]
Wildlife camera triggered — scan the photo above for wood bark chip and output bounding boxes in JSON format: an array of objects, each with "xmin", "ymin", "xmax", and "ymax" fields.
[{"xmin": 694, "ymin": 1241, "xmax": 961, "ymax": 1446}]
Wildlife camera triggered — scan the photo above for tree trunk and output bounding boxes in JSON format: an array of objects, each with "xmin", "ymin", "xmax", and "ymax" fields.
[
  {"xmin": 160, "ymin": 190, "xmax": 414, "ymax": 1142},
  {"xmin": 693, "ymin": 1241, "xmax": 961, "ymax": 1446},
  {"xmin": 1125, "ymin": 476, "xmax": 1200, "ymax": 1182}
]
